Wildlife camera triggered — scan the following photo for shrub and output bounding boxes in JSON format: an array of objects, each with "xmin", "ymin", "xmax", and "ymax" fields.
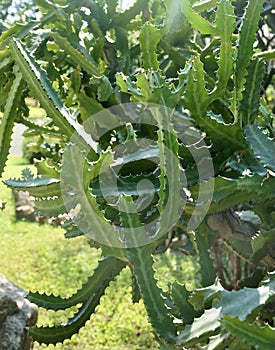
[{"xmin": 0, "ymin": 0, "xmax": 275, "ymax": 348}]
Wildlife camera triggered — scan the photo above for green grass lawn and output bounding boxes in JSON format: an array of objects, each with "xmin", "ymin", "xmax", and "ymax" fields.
[{"xmin": 0, "ymin": 156, "xmax": 199, "ymax": 349}]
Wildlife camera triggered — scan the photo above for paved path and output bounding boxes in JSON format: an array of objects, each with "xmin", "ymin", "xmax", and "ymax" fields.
[{"xmin": 10, "ymin": 124, "xmax": 27, "ymax": 156}]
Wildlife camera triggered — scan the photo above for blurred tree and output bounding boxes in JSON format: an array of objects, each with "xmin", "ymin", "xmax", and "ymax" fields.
[{"xmin": 0, "ymin": 0, "xmax": 36, "ymax": 33}]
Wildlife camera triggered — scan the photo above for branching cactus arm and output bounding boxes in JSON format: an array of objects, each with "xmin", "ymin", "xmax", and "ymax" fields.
[{"xmin": 0, "ymin": 0, "xmax": 274, "ymax": 348}]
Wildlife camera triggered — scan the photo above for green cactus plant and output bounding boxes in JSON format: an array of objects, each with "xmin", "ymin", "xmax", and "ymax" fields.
[{"xmin": 0, "ymin": 0, "xmax": 275, "ymax": 348}]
